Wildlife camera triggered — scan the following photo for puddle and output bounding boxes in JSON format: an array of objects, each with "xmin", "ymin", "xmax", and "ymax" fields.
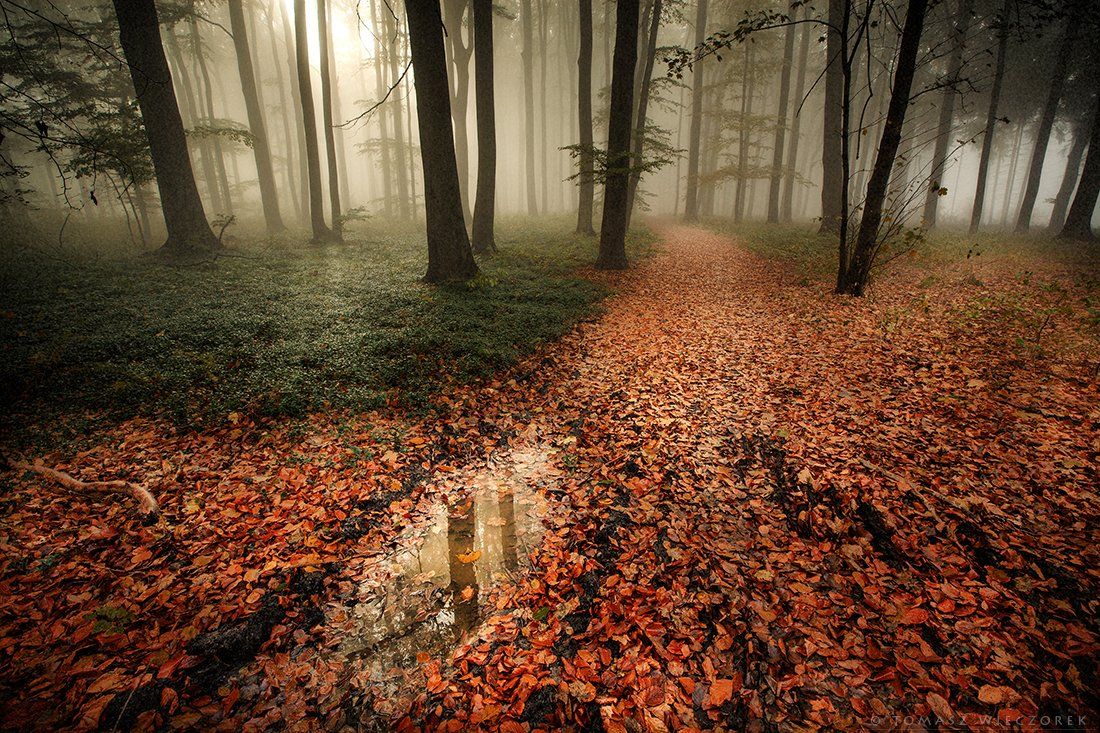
[{"xmin": 337, "ymin": 446, "xmax": 552, "ymax": 685}]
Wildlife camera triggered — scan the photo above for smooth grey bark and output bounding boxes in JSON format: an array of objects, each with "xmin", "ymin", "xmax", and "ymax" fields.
[
  {"xmin": 293, "ymin": 0, "xmax": 334, "ymax": 241},
  {"xmin": 576, "ymin": 0, "xmax": 596, "ymax": 235},
  {"xmin": 471, "ymin": 0, "xmax": 497, "ymax": 253},
  {"xmin": 383, "ymin": 5, "xmax": 412, "ymax": 219},
  {"xmin": 781, "ymin": 10, "xmax": 812, "ymax": 222},
  {"xmin": 734, "ymin": 42, "xmax": 754, "ymax": 222},
  {"xmin": 444, "ymin": 0, "xmax": 474, "ymax": 224},
  {"xmin": 111, "ymin": 0, "xmax": 216, "ymax": 251},
  {"xmin": 369, "ymin": 0, "xmax": 393, "ymax": 217},
  {"xmin": 969, "ymin": 0, "xmax": 1009, "ymax": 233},
  {"xmin": 597, "ymin": 0, "xmax": 640, "ymax": 269},
  {"xmin": 324, "ymin": 0, "xmax": 351, "ymax": 208},
  {"xmin": 228, "ymin": 0, "xmax": 284, "ymax": 233},
  {"xmin": 819, "ymin": 0, "xmax": 845, "ymax": 235},
  {"xmin": 767, "ymin": 19, "xmax": 797, "ymax": 223},
  {"xmin": 682, "ymin": 0, "xmax": 707, "ymax": 221},
  {"xmin": 404, "ymin": 0, "xmax": 478, "ymax": 281},
  {"xmin": 317, "ymin": 0, "xmax": 343, "ymax": 239},
  {"xmin": 279, "ymin": 0, "xmax": 310, "ymax": 220},
  {"xmin": 521, "ymin": 0, "xmax": 538, "ymax": 214},
  {"xmin": 625, "ymin": 0, "xmax": 662, "ymax": 227}
]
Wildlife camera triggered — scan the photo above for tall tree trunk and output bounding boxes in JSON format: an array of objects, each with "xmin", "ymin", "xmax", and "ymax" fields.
[
  {"xmin": 1048, "ymin": 115, "xmax": 1091, "ymax": 232},
  {"xmin": 576, "ymin": 0, "xmax": 596, "ymax": 235},
  {"xmin": 625, "ymin": 0, "xmax": 662, "ymax": 227},
  {"xmin": 597, "ymin": 0, "xmax": 640, "ymax": 269},
  {"xmin": 293, "ymin": 0, "xmax": 334, "ymax": 241},
  {"xmin": 325, "ymin": 0, "xmax": 351, "ymax": 208},
  {"xmin": 404, "ymin": 0, "xmax": 478, "ymax": 282},
  {"xmin": 538, "ymin": 0, "xmax": 549, "ymax": 213},
  {"xmin": 521, "ymin": 0, "xmax": 538, "ymax": 214},
  {"xmin": 781, "ymin": 10, "xmax": 812, "ymax": 222},
  {"xmin": 279, "ymin": 0, "xmax": 309, "ymax": 219},
  {"xmin": 1059, "ymin": 89, "xmax": 1100, "ymax": 240},
  {"xmin": 921, "ymin": 0, "xmax": 974, "ymax": 228},
  {"xmin": 228, "ymin": 0, "xmax": 284, "ymax": 233},
  {"xmin": 767, "ymin": 20, "xmax": 797, "ymax": 223},
  {"xmin": 840, "ymin": 0, "xmax": 929, "ymax": 296},
  {"xmin": 734, "ymin": 43, "xmax": 753, "ymax": 222},
  {"xmin": 263, "ymin": 3, "xmax": 301, "ymax": 221},
  {"xmin": 969, "ymin": 0, "xmax": 1009, "ymax": 233},
  {"xmin": 819, "ymin": 0, "xmax": 845, "ymax": 235},
  {"xmin": 384, "ymin": 6, "xmax": 412, "ymax": 220},
  {"xmin": 190, "ymin": 16, "xmax": 233, "ymax": 214},
  {"xmin": 444, "ymin": 0, "xmax": 474, "ymax": 224},
  {"xmin": 165, "ymin": 27, "xmax": 222, "ymax": 214},
  {"xmin": 369, "ymin": 0, "xmax": 394, "ymax": 217},
  {"xmin": 471, "ymin": 0, "xmax": 497, "ymax": 253},
  {"xmin": 682, "ymin": 0, "xmax": 707, "ymax": 221},
  {"xmin": 1014, "ymin": 12, "xmax": 1080, "ymax": 232},
  {"xmin": 112, "ymin": 0, "xmax": 216, "ymax": 252},
  {"xmin": 316, "ymin": 0, "xmax": 343, "ymax": 239}
]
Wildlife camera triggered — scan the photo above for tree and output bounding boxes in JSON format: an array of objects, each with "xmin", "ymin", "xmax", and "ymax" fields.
[
  {"xmin": 767, "ymin": 19, "xmax": 797, "ymax": 223},
  {"xmin": 293, "ymin": 0, "xmax": 334, "ymax": 242},
  {"xmin": 969, "ymin": 0, "xmax": 1009, "ymax": 233},
  {"xmin": 111, "ymin": 0, "xmax": 216, "ymax": 252},
  {"xmin": 1048, "ymin": 114, "xmax": 1092, "ymax": 232},
  {"xmin": 682, "ymin": 0, "xmax": 708, "ymax": 221},
  {"xmin": 471, "ymin": 0, "xmax": 496, "ymax": 253},
  {"xmin": 819, "ymin": 0, "xmax": 846, "ymax": 235},
  {"xmin": 405, "ymin": 0, "xmax": 478, "ymax": 282},
  {"xmin": 781, "ymin": 9, "xmax": 812, "ymax": 222},
  {"xmin": 1014, "ymin": 11, "xmax": 1080, "ymax": 233},
  {"xmin": 625, "ymin": 0, "xmax": 663, "ymax": 226},
  {"xmin": 1058, "ymin": 91, "xmax": 1100, "ymax": 241},
  {"xmin": 227, "ymin": 0, "xmax": 284, "ymax": 234},
  {"xmin": 838, "ymin": 0, "xmax": 929, "ymax": 296},
  {"xmin": 444, "ymin": 0, "xmax": 474, "ymax": 224},
  {"xmin": 521, "ymin": 0, "xmax": 538, "ymax": 215},
  {"xmin": 317, "ymin": 0, "xmax": 343, "ymax": 240},
  {"xmin": 576, "ymin": 0, "xmax": 597, "ymax": 235},
  {"xmin": 597, "ymin": 0, "xmax": 640, "ymax": 269},
  {"xmin": 921, "ymin": 0, "xmax": 974, "ymax": 228}
]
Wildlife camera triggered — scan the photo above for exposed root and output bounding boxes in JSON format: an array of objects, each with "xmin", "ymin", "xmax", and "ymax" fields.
[{"xmin": 4, "ymin": 458, "xmax": 160, "ymax": 522}]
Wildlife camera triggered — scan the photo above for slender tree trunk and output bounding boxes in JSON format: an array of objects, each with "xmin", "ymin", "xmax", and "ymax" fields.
[
  {"xmin": 597, "ymin": 0, "xmax": 640, "ymax": 269},
  {"xmin": 781, "ymin": 11, "xmax": 812, "ymax": 222},
  {"xmin": 165, "ymin": 27, "xmax": 222, "ymax": 214},
  {"xmin": 673, "ymin": 77, "xmax": 686, "ymax": 214},
  {"xmin": 369, "ymin": 0, "xmax": 393, "ymax": 217},
  {"xmin": 734, "ymin": 43, "xmax": 753, "ymax": 222},
  {"xmin": 820, "ymin": 0, "xmax": 845, "ymax": 235},
  {"xmin": 190, "ymin": 16, "xmax": 233, "ymax": 214},
  {"xmin": 325, "ymin": 0, "xmax": 351, "ymax": 208},
  {"xmin": 471, "ymin": 0, "xmax": 497, "ymax": 253},
  {"xmin": 1059, "ymin": 89, "xmax": 1100, "ymax": 240},
  {"xmin": 263, "ymin": 4, "xmax": 301, "ymax": 221},
  {"xmin": 279, "ymin": 0, "xmax": 310, "ymax": 220},
  {"xmin": 444, "ymin": 0, "xmax": 474, "ymax": 224},
  {"xmin": 921, "ymin": 0, "xmax": 974, "ymax": 228},
  {"xmin": 1015, "ymin": 12, "xmax": 1080, "ymax": 232},
  {"xmin": 682, "ymin": 0, "xmax": 707, "ymax": 221},
  {"xmin": 1048, "ymin": 116, "xmax": 1091, "ymax": 232},
  {"xmin": 112, "ymin": 0, "xmax": 216, "ymax": 252},
  {"xmin": 1001, "ymin": 122, "xmax": 1025, "ymax": 226},
  {"xmin": 316, "ymin": 0, "xmax": 343, "ymax": 239},
  {"xmin": 404, "ymin": 0, "xmax": 478, "ymax": 281},
  {"xmin": 576, "ymin": 0, "xmax": 596, "ymax": 235},
  {"xmin": 840, "ymin": 0, "xmax": 929, "ymax": 296},
  {"xmin": 767, "ymin": 20, "xmax": 797, "ymax": 223},
  {"xmin": 384, "ymin": 6, "xmax": 412, "ymax": 220},
  {"xmin": 228, "ymin": 0, "xmax": 284, "ymax": 233},
  {"xmin": 538, "ymin": 0, "xmax": 549, "ymax": 213},
  {"xmin": 293, "ymin": 0, "xmax": 333, "ymax": 241},
  {"xmin": 625, "ymin": 0, "xmax": 662, "ymax": 227},
  {"xmin": 969, "ymin": 0, "xmax": 1009, "ymax": 233},
  {"xmin": 520, "ymin": 0, "xmax": 538, "ymax": 214}
]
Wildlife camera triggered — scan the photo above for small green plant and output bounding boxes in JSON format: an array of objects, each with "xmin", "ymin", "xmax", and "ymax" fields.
[{"xmin": 87, "ymin": 605, "xmax": 134, "ymax": 634}]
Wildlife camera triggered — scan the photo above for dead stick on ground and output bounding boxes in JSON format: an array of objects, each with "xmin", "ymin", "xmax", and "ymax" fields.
[{"xmin": 4, "ymin": 458, "xmax": 160, "ymax": 519}]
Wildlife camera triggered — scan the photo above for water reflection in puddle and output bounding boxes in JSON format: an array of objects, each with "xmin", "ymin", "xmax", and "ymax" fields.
[{"xmin": 339, "ymin": 447, "xmax": 551, "ymax": 679}]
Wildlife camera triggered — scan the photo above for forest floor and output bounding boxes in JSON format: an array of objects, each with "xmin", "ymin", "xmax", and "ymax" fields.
[{"xmin": 1, "ymin": 222, "xmax": 1098, "ymax": 731}]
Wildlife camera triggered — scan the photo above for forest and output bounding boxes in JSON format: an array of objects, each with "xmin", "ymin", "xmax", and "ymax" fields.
[{"xmin": 0, "ymin": 0, "xmax": 1097, "ymax": 729}]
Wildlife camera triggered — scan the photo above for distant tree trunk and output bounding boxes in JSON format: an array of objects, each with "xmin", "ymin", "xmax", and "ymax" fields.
[
  {"xmin": 368, "ymin": 0, "xmax": 394, "ymax": 217},
  {"xmin": 682, "ymin": 0, "xmax": 708, "ymax": 221},
  {"xmin": 576, "ymin": 0, "xmax": 597, "ymax": 235},
  {"xmin": 819, "ymin": 0, "xmax": 845, "ymax": 235},
  {"xmin": 520, "ymin": 0, "xmax": 538, "ymax": 214},
  {"xmin": 227, "ymin": 0, "xmax": 284, "ymax": 233},
  {"xmin": 969, "ymin": 0, "xmax": 1009, "ymax": 233},
  {"xmin": 112, "ymin": 0, "xmax": 216, "ymax": 252},
  {"xmin": 781, "ymin": 11, "xmax": 812, "ymax": 222},
  {"xmin": 164, "ymin": 27, "xmax": 222, "ymax": 214},
  {"xmin": 839, "ymin": 0, "xmax": 929, "ymax": 296},
  {"xmin": 293, "ymin": 0, "xmax": 334, "ymax": 242},
  {"xmin": 1001, "ymin": 122, "xmax": 1025, "ymax": 225},
  {"xmin": 1048, "ymin": 118, "xmax": 1091, "ymax": 232},
  {"xmin": 538, "ymin": 0, "xmax": 549, "ymax": 213},
  {"xmin": 734, "ymin": 43, "xmax": 754, "ymax": 222},
  {"xmin": 597, "ymin": 0, "xmax": 640, "ymax": 269},
  {"xmin": 625, "ymin": 0, "xmax": 662, "ymax": 227},
  {"xmin": 1014, "ymin": 12, "xmax": 1080, "ymax": 233},
  {"xmin": 190, "ymin": 16, "xmax": 233, "ymax": 214},
  {"xmin": 263, "ymin": 4, "xmax": 301, "ymax": 222},
  {"xmin": 471, "ymin": 0, "xmax": 497, "ymax": 253},
  {"xmin": 383, "ymin": 6, "xmax": 412, "ymax": 219},
  {"xmin": 767, "ymin": 20, "xmax": 797, "ymax": 223},
  {"xmin": 921, "ymin": 0, "xmax": 974, "ymax": 228},
  {"xmin": 279, "ymin": 0, "xmax": 310, "ymax": 220},
  {"xmin": 405, "ymin": 0, "xmax": 478, "ymax": 282},
  {"xmin": 316, "ymin": 0, "xmax": 343, "ymax": 239},
  {"xmin": 1059, "ymin": 92, "xmax": 1100, "ymax": 241},
  {"xmin": 444, "ymin": 0, "xmax": 474, "ymax": 224},
  {"xmin": 325, "ymin": 0, "xmax": 351, "ymax": 209}
]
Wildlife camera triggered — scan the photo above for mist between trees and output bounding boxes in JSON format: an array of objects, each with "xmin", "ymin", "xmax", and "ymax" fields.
[{"xmin": 1, "ymin": 0, "xmax": 1097, "ymax": 293}]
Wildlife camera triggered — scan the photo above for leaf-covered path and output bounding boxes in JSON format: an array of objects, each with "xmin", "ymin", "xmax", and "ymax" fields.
[{"xmin": 1, "ymin": 224, "xmax": 1096, "ymax": 731}]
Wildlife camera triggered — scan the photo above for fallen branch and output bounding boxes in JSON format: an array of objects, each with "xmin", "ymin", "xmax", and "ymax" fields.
[{"xmin": 4, "ymin": 458, "xmax": 160, "ymax": 520}]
